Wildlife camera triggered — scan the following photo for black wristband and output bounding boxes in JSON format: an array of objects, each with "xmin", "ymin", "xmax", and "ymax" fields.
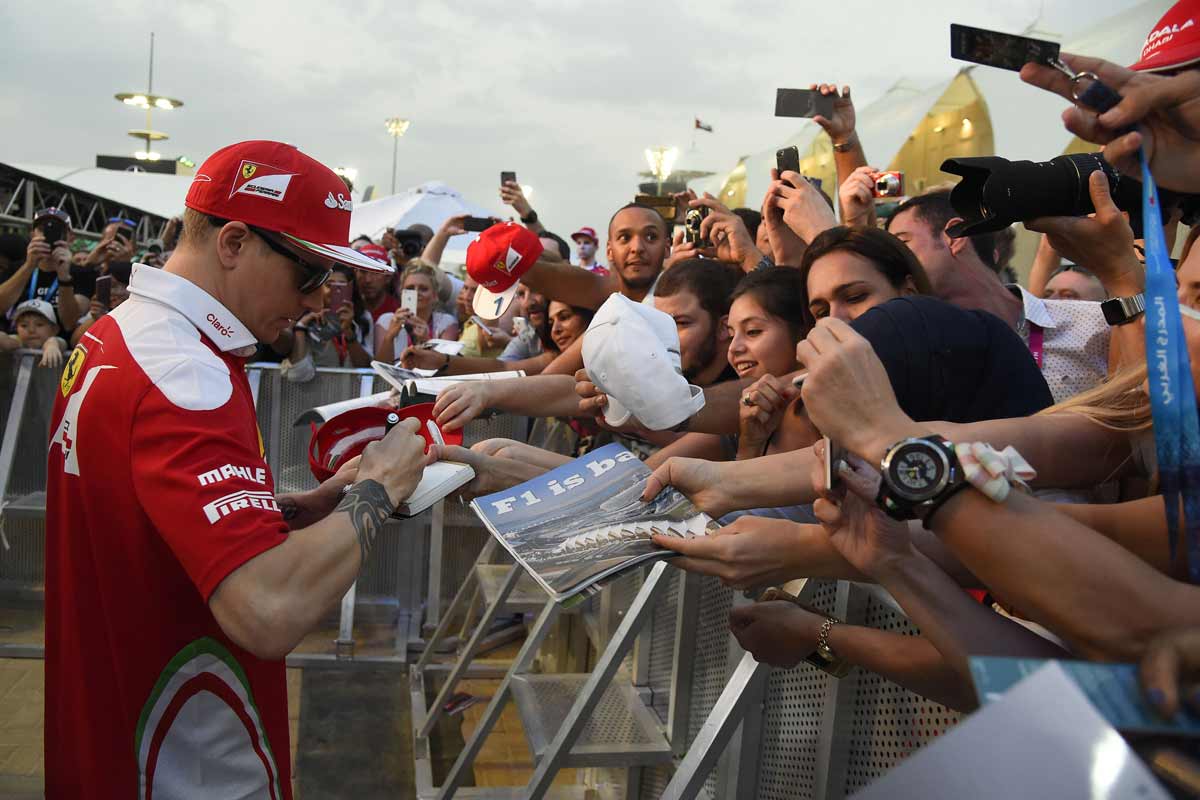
[{"xmin": 520, "ymin": 210, "xmax": 539, "ymax": 225}]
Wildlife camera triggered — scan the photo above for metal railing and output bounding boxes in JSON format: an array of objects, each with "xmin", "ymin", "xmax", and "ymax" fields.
[{"xmin": 0, "ymin": 350, "xmax": 960, "ymax": 797}]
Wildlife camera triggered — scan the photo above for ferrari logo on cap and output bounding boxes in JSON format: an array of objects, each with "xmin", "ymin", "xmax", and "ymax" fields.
[
  {"xmin": 60, "ymin": 344, "xmax": 87, "ymax": 397},
  {"xmin": 242, "ymin": 163, "xmax": 257, "ymax": 180},
  {"xmin": 230, "ymin": 160, "xmax": 296, "ymax": 202}
]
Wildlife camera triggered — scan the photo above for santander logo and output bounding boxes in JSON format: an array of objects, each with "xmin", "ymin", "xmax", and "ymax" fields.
[
  {"xmin": 206, "ymin": 313, "xmax": 234, "ymax": 338},
  {"xmin": 324, "ymin": 191, "xmax": 353, "ymax": 212}
]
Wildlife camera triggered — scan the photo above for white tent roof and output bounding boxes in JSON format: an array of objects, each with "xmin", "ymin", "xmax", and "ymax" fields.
[
  {"xmin": 9, "ymin": 162, "xmax": 195, "ymax": 219},
  {"xmin": 350, "ymin": 181, "xmax": 495, "ymax": 266}
]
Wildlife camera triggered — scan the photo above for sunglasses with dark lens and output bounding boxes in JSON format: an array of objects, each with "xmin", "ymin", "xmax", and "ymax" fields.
[{"xmin": 250, "ymin": 226, "xmax": 333, "ymax": 294}]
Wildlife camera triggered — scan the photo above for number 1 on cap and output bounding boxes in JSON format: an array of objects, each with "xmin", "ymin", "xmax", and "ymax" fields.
[{"xmin": 494, "ymin": 296, "xmax": 503, "ymax": 315}]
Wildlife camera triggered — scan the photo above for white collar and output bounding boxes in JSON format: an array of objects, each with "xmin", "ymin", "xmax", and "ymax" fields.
[
  {"xmin": 1011, "ymin": 285, "xmax": 1057, "ymax": 330},
  {"xmin": 127, "ymin": 264, "xmax": 259, "ymax": 354}
]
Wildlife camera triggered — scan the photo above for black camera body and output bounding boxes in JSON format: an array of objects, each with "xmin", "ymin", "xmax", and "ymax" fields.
[
  {"xmin": 684, "ymin": 206, "xmax": 710, "ymax": 247},
  {"xmin": 393, "ymin": 230, "xmax": 424, "ymax": 259},
  {"xmin": 940, "ymin": 152, "xmax": 1191, "ymax": 239},
  {"xmin": 39, "ymin": 218, "xmax": 67, "ymax": 245}
]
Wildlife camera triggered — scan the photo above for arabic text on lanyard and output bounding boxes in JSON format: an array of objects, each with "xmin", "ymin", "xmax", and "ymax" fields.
[{"xmin": 1140, "ymin": 150, "xmax": 1200, "ymax": 582}]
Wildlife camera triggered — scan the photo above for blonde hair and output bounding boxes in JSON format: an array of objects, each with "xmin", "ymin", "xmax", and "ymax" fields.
[
  {"xmin": 400, "ymin": 260, "xmax": 438, "ymax": 285},
  {"xmin": 1040, "ymin": 364, "xmax": 1152, "ymax": 432}
]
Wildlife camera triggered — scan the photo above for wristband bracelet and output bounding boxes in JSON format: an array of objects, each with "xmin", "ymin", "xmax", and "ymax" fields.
[
  {"xmin": 831, "ymin": 134, "xmax": 858, "ymax": 153},
  {"xmin": 953, "ymin": 442, "xmax": 1035, "ymax": 503},
  {"xmin": 521, "ymin": 210, "xmax": 539, "ymax": 225}
]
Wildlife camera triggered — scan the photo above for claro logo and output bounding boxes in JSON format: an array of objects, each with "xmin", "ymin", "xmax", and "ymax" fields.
[{"xmin": 206, "ymin": 313, "xmax": 234, "ymax": 338}]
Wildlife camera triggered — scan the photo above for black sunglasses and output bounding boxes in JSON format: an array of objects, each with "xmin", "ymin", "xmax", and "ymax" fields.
[{"xmin": 206, "ymin": 217, "xmax": 334, "ymax": 293}]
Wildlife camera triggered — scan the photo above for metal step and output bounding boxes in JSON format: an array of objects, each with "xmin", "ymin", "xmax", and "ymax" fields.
[
  {"xmin": 474, "ymin": 564, "xmax": 550, "ymax": 613},
  {"xmin": 511, "ymin": 673, "xmax": 672, "ymax": 768},
  {"xmin": 2, "ymin": 491, "xmax": 46, "ymax": 518},
  {"xmin": 417, "ymin": 786, "xmax": 616, "ymax": 800}
]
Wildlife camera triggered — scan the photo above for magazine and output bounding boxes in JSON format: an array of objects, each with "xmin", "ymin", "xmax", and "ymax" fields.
[
  {"xmin": 371, "ymin": 360, "xmax": 524, "ymax": 398},
  {"xmin": 470, "ymin": 443, "xmax": 719, "ymax": 602}
]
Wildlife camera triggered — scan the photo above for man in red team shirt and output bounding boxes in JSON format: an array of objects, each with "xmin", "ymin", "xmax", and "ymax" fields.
[{"xmin": 45, "ymin": 140, "xmax": 432, "ymax": 798}]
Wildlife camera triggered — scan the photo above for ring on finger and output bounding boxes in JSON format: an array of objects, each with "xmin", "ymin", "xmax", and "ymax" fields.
[{"xmin": 741, "ymin": 393, "xmax": 755, "ymax": 406}]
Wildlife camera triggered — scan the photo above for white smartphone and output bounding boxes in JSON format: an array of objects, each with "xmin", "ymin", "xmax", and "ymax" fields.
[
  {"xmin": 822, "ymin": 436, "xmax": 847, "ymax": 492},
  {"xmin": 401, "ymin": 289, "xmax": 418, "ymax": 314},
  {"xmin": 512, "ymin": 316, "xmax": 529, "ymax": 336}
]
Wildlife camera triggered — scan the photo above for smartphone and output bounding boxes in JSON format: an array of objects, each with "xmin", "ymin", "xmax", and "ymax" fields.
[
  {"xmin": 949, "ymin": 23, "xmax": 1060, "ymax": 72},
  {"xmin": 500, "ymin": 171, "xmax": 517, "ymax": 186},
  {"xmin": 94, "ymin": 275, "xmax": 112, "ymax": 312},
  {"xmin": 39, "ymin": 218, "xmax": 66, "ymax": 245},
  {"xmin": 401, "ymin": 288, "xmax": 419, "ymax": 314},
  {"xmin": 468, "ymin": 314, "xmax": 496, "ymax": 333},
  {"xmin": 462, "ymin": 216, "xmax": 494, "ymax": 233},
  {"xmin": 822, "ymin": 436, "xmax": 848, "ymax": 492},
  {"xmin": 114, "ymin": 226, "xmax": 134, "ymax": 245},
  {"xmin": 776, "ymin": 146, "xmax": 801, "ymax": 188},
  {"xmin": 512, "ymin": 316, "xmax": 529, "ymax": 336},
  {"xmin": 775, "ymin": 88, "xmax": 836, "ymax": 119},
  {"xmin": 328, "ymin": 282, "xmax": 352, "ymax": 312}
]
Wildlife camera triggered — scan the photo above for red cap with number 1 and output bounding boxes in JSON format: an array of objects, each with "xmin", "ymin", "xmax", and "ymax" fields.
[{"xmin": 466, "ymin": 222, "xmax": 544, "ymax": 320}]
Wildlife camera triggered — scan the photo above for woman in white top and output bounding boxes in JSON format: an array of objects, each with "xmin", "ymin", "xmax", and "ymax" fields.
[{"xmin": 375, "ymin": 261, "xmax": 460, "ymax": 363}]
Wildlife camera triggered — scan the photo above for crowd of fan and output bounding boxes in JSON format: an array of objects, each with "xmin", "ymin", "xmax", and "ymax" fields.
[{"xmin": 9, "ymin": 20, "xmax": 1200, "ymax": 729}]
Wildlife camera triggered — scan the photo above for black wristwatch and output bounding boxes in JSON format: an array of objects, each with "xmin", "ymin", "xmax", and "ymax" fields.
[
  {"xmin": 520, "ymin": 210, "xmax": 539, "ymax": 225},
  {"xmin": 1100, "ymin": 293, "xmax": 1145, "ymax": 326},
  {"xmin": 876, "ymin": 435, "xmax": 967, "ymax": 526}
]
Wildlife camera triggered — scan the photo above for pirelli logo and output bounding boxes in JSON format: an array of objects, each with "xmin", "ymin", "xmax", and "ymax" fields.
[{"xmin": 202, "ymin": 490, "xmax": 281, "ymax": 524}]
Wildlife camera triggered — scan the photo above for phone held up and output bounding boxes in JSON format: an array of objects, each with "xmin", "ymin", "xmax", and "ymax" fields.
[
  {"xmin": 462, "ymin": 217, "xmax": 495, "ymax": 233},
  {"xmin": 776, "ymin": 146, "xmax": 801, "ymax": 188},
  {"xmin": 39, "ymin": 218, "xmax": 67, "ymax": 246},
  {"xmin": 94, "ymin": 275, "xmax": 112, "ymax": 314},
  {"xmin": 774, "ymin": 88, "xmax": 836, "ymax": 120},
  {"xmin": 634, "ymin": 194, "xmax": 679, "ymax": 222},
  {"xmin": 500, "ymin": 171, "xmax": 517, "ymax": 186},
  {"xmin": 328, "ymin": 282, "xmax": 353, "ymax": 314},
  {"xmin": 401, "ymin": 288, "xmax": 419, "ymax": 315}
]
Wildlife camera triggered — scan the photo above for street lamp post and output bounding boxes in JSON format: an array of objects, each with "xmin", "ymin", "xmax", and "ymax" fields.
[
  {"xmin": 385, "ymin": 117, "xmax": 411, "ymax": 195},
  {"xmin": 114, "ymin": 32, "xmax": 183, "ymax": 161},
  {"xmin": 644, "ymin": 146, "xmax": 679, "ymax": 196}
]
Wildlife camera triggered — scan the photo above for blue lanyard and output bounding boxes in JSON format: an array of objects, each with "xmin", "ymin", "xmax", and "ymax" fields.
[
  {"xmin": 27, "ymin": 270, "xmax": 56, "ymax": 303},
  {"xmin": 1140, "ymin": 149, "xmax": 1200, "ymax": 582}
]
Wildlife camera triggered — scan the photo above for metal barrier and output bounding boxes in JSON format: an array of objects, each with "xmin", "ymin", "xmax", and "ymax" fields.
[{"xmin": 0, "ymin": 349, "xmax": 963, "ymax": 796}]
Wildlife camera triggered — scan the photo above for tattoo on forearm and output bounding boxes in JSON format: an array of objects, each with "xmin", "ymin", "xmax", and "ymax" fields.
[
  {"xmin": 277, "ymin": 495, "xmax": 300, "ymax": 523},
  {"xmin": 334, "ymin": 480, "xmax": 394, "ymax": 568}
]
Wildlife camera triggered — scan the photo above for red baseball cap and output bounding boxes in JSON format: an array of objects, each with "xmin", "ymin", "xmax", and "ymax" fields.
[
  {"xmin": 307, "ymin": 402, "xmax": 461, "ymax": 481},
  {"xmin": 466, "ymin": 222, "xmax": 544, "ymax": 319},
  {"xmin": 185, "ymin": 140, "xmax": 391, "ymax": 274},
  {"xmin": 1130, "ymin": 0, "xmax": 1200, "ymax": 72},
  {"xmin": 359, "ymin": 242, "xmax": 390, "ymax": 264},
  {"xmin": 571, "ymin": 226, "xmax": 598, "ymax": 244}
]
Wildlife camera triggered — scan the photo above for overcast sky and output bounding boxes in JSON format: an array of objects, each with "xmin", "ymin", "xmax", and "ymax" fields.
[{"xmin": 2, "ymin": 0, "xmax": 1150, "ymax": 253}]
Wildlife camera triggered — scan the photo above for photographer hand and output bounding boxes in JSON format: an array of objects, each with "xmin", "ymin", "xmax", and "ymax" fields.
[
  {"xmin": 1025, "ymin": 170, "xmax": 1143, "ymax": 296},
  {"xmin": 775, "ymin": 171, "xmax": 837, "ymax": 243},
  {"xmin": 1021, "ymin": 53, "xmax": 1200, "ymax": 192},
  {"xmin": 665, "ymin": 228, "xmax": 706, "ymax": 270},
  {"xmin": 50, "ymin": 241, "xmax": 72, "ymax": 279},
  {"xmin": 25, "ymin": 236, "xmax": 51, "ymax": 270},
  {"xmin": 761, "ymin": 175, "xmax": 808, "ymax": 267},
  {"xmin": 694, "ymin": 195, "xmax": 765, "ymax": 272},
  {"xmin": 499, "ymin": 180, "xmax": 533, "ymax": 218},
  {"xmin": 809, "ymin": 83, "xmax": 856, "ymax": 144},
  {"xmin": 838, "ymin": 166, "xmax": 878, "ymax": 229}
]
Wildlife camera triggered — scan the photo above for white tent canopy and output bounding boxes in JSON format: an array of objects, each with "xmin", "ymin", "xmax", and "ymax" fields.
[
  {"xmin": 350, "ymin": 181, "xmax": 494, "ymax": 267},
  {"xmin": 10, "ymin": 162, "xmax": 195, "ymax": 219}
]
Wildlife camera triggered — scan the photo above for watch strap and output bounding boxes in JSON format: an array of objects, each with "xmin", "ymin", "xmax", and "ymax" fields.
[
  {"xmin": 520, "ymin": 210, "xmax": 539, "ymax": 225},
  {"xmin": 831, "ymin": 134, "xmax": 858, "ymax": 153},
  {"xmin": 1101, "ymin": 293, "xmax": 1145, "ymax": 325}
]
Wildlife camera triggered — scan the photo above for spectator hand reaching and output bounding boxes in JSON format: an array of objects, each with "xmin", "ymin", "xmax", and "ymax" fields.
[
  {"xmin": 729, "ymin": 600, "xmax": 826, "ymax": 668},
  {"xmin": 1140, "ymin": 627, "xmax": 1200, "ymax": 719},
  {"xmin": 809, "ymin": 83, "xmax": 856, "ymax": 145},
  {"xmin": 499, "ymin": 181, "xmax": 534, "ymax": 219},
  {"xmin": 774, "ymin": 171, "xmax": 837, "ymax": 244},
  {"xmin": 737, "ymin": 374, "xmax": 797, "ymax": 457},
  {"xmin": 694, "ymin": 194, "xmax": 766, "ymax": 272},
  {"xmin": 433, "ymin": 381, "xmax": 495, "ymax": 431},
  {"xmin": 40, "ymin": 337, "xmax": 64, "ymax": 369}
]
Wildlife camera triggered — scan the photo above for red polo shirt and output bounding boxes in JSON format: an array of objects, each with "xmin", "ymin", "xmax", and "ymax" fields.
[{"xmin": 46, "ymin": 264, "xmax": 292, "ymax": 799}]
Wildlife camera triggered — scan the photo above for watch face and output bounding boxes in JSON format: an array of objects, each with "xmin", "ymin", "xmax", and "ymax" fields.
[{"xmin": 887, "ymin": 442, "xmax": 948, "ymax": 501}]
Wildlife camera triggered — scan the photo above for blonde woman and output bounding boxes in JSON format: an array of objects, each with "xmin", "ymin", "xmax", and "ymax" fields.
[{"xmin": 375, "ymin": 261, "xmax": 460, "ymax": 363}]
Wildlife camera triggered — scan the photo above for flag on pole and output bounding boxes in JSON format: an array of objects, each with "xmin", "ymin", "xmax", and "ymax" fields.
[{"xmin": 694, "ymin": 118, "xmax": 713, "ymax": 133}]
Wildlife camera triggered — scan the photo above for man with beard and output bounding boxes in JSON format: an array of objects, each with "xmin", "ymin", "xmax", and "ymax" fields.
[{"xmin": 571, "ymin": 226, "xmax": 608, "ymax": 275}]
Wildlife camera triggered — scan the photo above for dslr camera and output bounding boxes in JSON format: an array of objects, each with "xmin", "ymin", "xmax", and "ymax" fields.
[
  {"xmin": 392, "ymin": 229, "xmax": 424, "ymax": 259},
  {"xmin": 940, "ymin": 152, "xmax": 1199, "ymax": 238},
  {"xmin": 683, "ymin": 206, "xmax": 711, "ymax": 248},
  {"xmin": 873, "ymin": 171, "xmax": 905, "ymax": 198}
]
